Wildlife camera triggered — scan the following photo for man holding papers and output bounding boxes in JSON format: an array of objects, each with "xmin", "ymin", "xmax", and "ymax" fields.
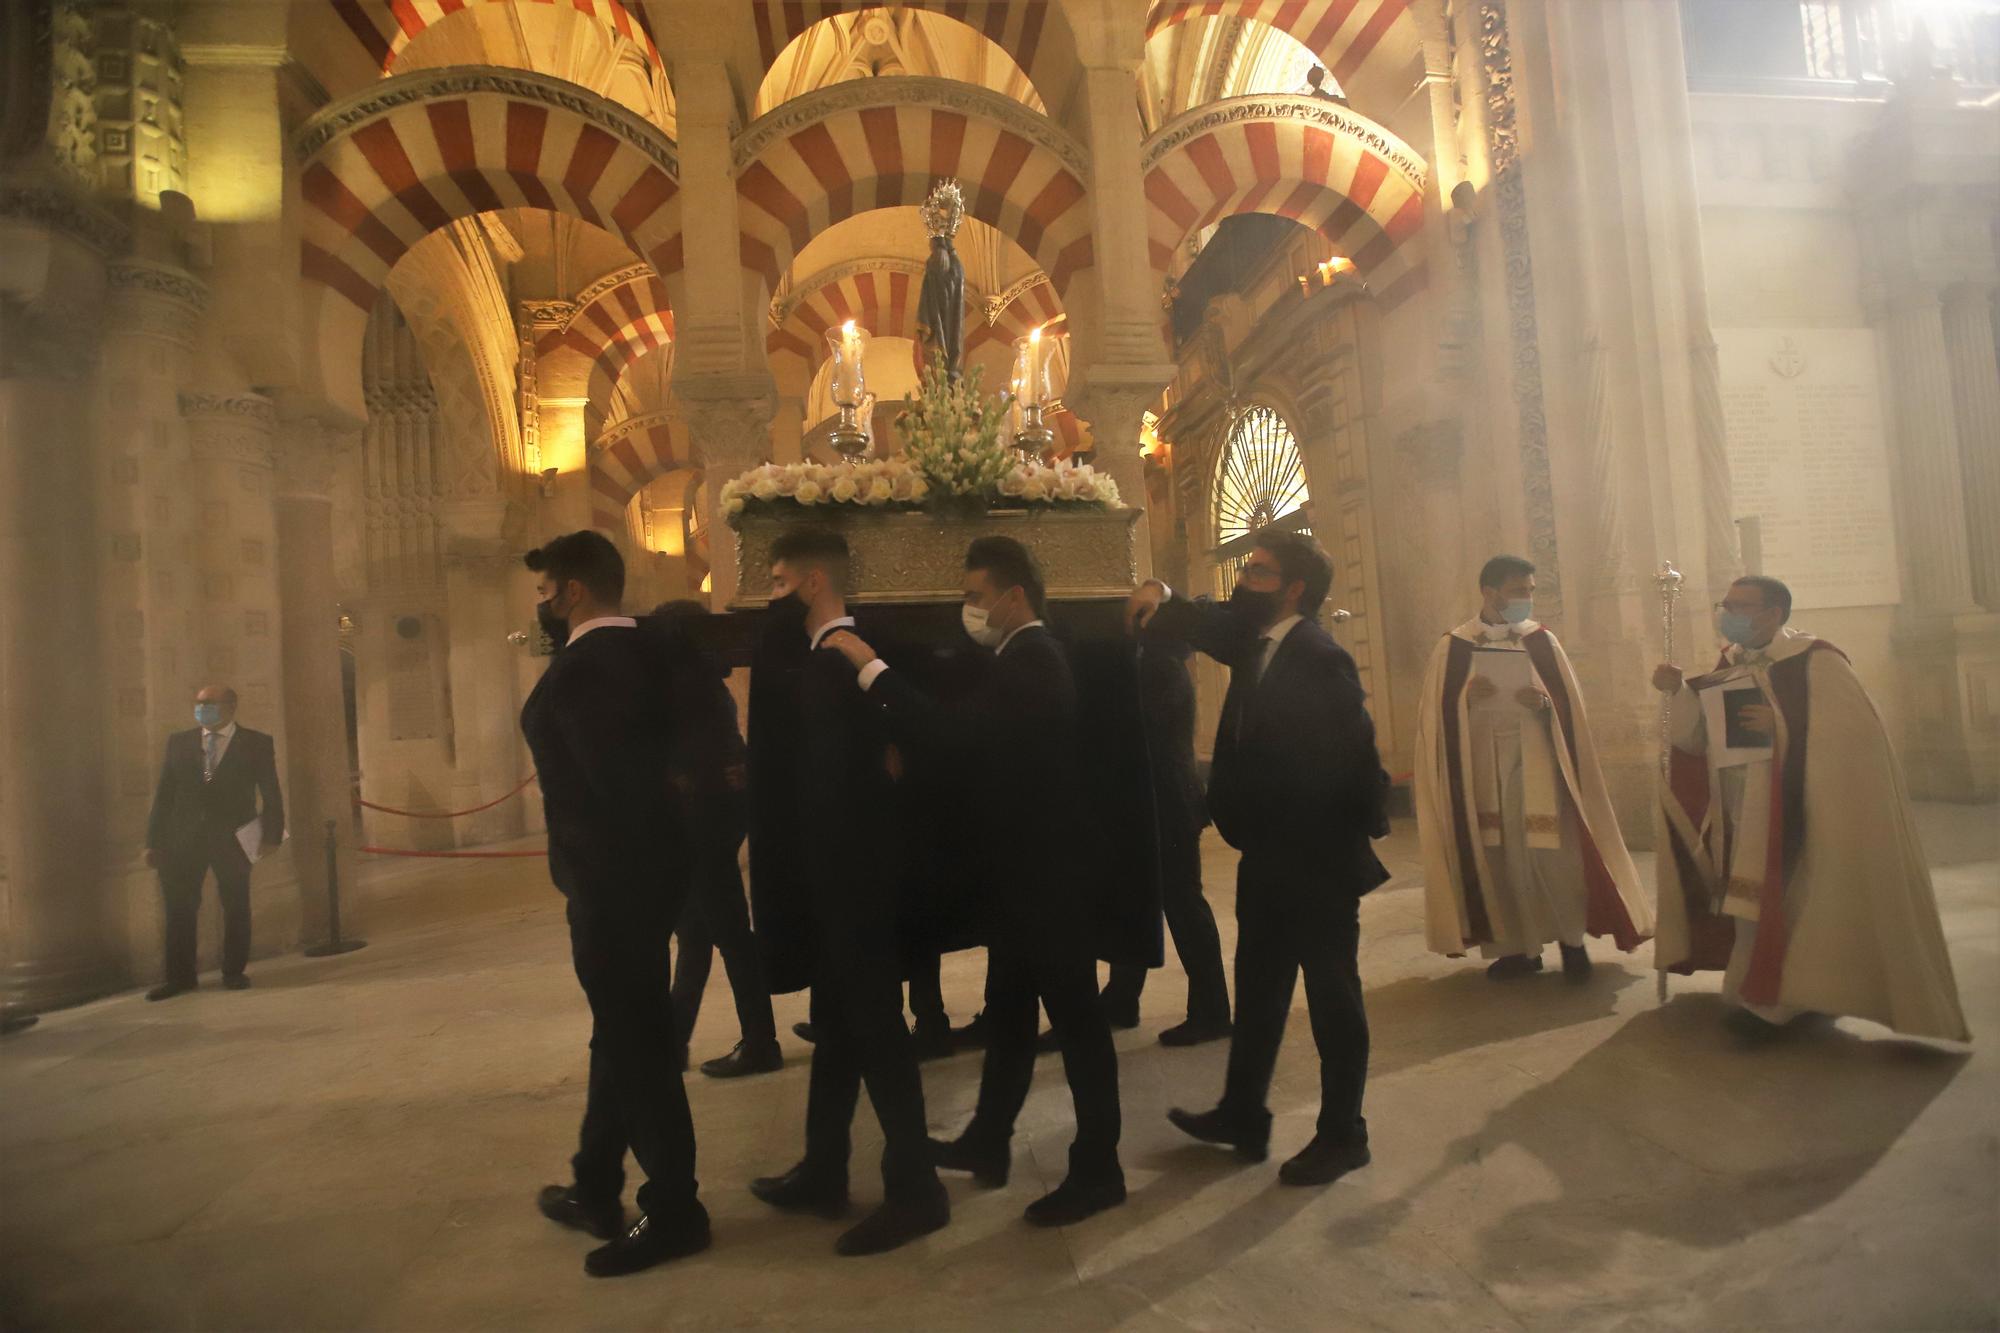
[
  {"xmin": 1653, "ymin": 575, "xmax": 1969, "ymax": 1041},
  {"xmin": 143, "ymin": 684, "xmax": 286, "ymax": 998},
  {"xmin": 1415, "ymin": 556, "xmax": 1651, "ymax": 980}
]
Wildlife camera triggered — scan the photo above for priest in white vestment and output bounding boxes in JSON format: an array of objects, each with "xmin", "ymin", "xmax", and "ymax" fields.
[
  {"xmin": 1653, "ymin": 575, "xmax": 1969, "ymax": 1042},
  {"xmin": 1416, "ymin": 556, "xmax": 1652, "ymax": 980}
]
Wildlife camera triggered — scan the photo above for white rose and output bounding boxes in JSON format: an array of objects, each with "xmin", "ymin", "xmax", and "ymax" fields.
[
  {"xmin": 1096, "ymin": 476, "xmax": 1120, "ymax": 505},
  {"xmin": 1021, "ymin": 478, "xmax": 1049, "ymax": 502},
  {"xmin": 795, "ymin": 479, "xmax": 823, "ymax": 503},
  {"xmin": 724, "ymin": 495, "xmax": 746, "ymax": 515},
  {"xmin": 750, "ymin": 477, "xmax": 779, "ymax": 501},
  {"xmin": 864, "ymin": 477, "xmax": 894, "ymax": 504},
  {"xmin": 998, "ymin": 468, "xmax": 1027, "ymax": 497},
  {"xmin": 830, "ymin": 475, "xmax": 858, "ymax": 503},
  {"xmin": 890, "ymin": 472, "xmax": 922, "ymax": 501}
]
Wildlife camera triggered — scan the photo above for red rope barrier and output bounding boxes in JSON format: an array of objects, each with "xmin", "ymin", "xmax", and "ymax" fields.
[
  {"xmin": 358, "ymin": 845, "xmax": 547, "ymax": 859},
  {"xmin": 355, "ymin": 775, "xmax": 537, "ymax": 819}
]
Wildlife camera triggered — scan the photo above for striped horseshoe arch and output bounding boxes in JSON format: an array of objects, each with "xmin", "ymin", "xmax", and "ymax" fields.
[
  {"xmin": 590, "ymin": 409, "xmax": 690, "ymax": 532},
  {"xmin": 966, "ymin": 277, "xmax": 1064, "ymax": 361},
  {"xmin": 295, "ymin": 67, "xmax": 681, "ymax": 419},
  {"xmin": 734, "ymin": 79, "xmax": 1095, "ymax": 302},
  {"xmin": 536, "ymin": 267, "xmax": 675, "ymax": 408},
  {"xmin": 1142, "ymin": 95, "xmax": 1429, "ymax": 300},
  {"xmin": 751, "ymin": 1, "xmax": 1081, "ymax": 116},
  {"xmin": 1144, "ymin": 1, "xmax": 1424, "ymax": 113},
  {"xmin": 766, "ymin": 262, "xmax": 929, "ymax": 401},
  {"xmin": 330, "ymin": 0, "xmax": 663, "ymax": 77}
]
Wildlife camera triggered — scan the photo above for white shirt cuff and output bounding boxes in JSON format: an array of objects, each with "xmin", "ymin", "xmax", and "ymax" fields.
[
  {"xmin": 856, "ymin": 659, "xmax": 889, "ymax": 691},
  {"xmin": 1146, "ymin": 579, "xmax": 1172, "ymax": 600}
]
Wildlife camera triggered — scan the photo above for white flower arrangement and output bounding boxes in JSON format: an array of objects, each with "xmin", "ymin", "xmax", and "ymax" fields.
[
  {"xmin": 719, "ymin": 456, "xmax": 929, "ymax": 527},
  {"xmin": 719, "ymin": 366, "xmax": 1121, "ymax": 526},
  {"xmin": 996, "ymin": 458, "xmax": 1121, "ymax": 508}
]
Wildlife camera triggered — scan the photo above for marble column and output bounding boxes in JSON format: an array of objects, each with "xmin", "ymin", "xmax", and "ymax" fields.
[
  {"xmin": 679, "ymin": 383, "xmax": 777, "ymax": 608},
  {"xmin": 274, "ymin": 420, "xmax": 354, "ymax": 947},
  {"xmin": 1941, "ymin": 284, "xmax": 2000, "ymax": 612},
  {"xmin": 1067, "ymin": 377, "xmax": 1163, "ymax": 584}
]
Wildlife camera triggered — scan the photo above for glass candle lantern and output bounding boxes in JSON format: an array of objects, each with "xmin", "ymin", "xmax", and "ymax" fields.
[
  {"xmin": 1010, "ymin": 326, "xmax": 1054, "ymax": 458},
  {"xmin": 825, "ymin": 320, "xmax": 871, "ymax": 456}
]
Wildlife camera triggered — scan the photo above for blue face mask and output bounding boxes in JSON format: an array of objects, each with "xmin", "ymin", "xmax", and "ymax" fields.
[
  {"xmin": 1717, "ymin": 611, "xmax": 1758, "ymax": 646},
  {"xmin": 194, "ymin": 703, "xmax": 224, "ymax": 728},
  {"xmin": 1501, "ymin": 599, "xmax": 1533, "ymax": 625}
]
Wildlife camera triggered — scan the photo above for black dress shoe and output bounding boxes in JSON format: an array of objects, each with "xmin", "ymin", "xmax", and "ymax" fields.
[
  {"xmin": 537, "ymin": 1184, "xmax": 624, "ymax": 1240},
  {"xmin": 1167, "ymin": 1105, "xmax": 1270, "ymax": 1162},
  {"xmin": 1560, "ymin": 943, "xmax": 1593, "ymax": 982},
  {"xmin": 910, "ymin": 1022, "xmax": 956, "ymax": 1062},
  {"xmin": 584, "ymin": 1210, "xmax": 711, "ymax": 1277},
  {"xmin": 950, "ymin": 1012, "xmax": 988, "ymax": 1050},
  {"xmin": 701, "ymin": 1040, "xmax": 783, "ymax": 1078},
  {"xmin": 749, "ymin": 1163, "xmax": 850, "ymax": 1219},
  {"xmin": 221, "ymin": 974, "xmax": 251, "ymax": 991},
  {"xmin": 792, "ymin": 1021, "xmax": 816, "ymax": 1044},
  {"xmin": 146, "ymin": 982, "xmax": 194, "ymax": 1002},
  {"xmin": 1486, "ymin": 953, "xmax": 1544, "ymax": 980},
  {"xmin": 834, "ymin": 1188, "xmax": 949, "ymax": 1257},
  {"xmin": 1158, "ymin": 1017, "xmax": 1232, "ymax": 1047},
  {"xmin": 1278, "ymin": 1136, "xmax": 1371, "ymax": 1187},
  {"xmin": 929, "ymin": 1134, "xmax": 1009, "ymax": 1187},
  {"xmin": 1024, "ymin": 1174, "xmax": 1126, "ymax": 1227}
]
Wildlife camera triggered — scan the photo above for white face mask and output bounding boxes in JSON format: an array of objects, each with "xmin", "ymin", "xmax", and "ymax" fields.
[{"xmin": 961, "ymin": 601, "xmax": 1005, "ymax": 649}]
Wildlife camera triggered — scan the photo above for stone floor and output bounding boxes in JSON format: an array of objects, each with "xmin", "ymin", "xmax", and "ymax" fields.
[{"xmin": 2, "ymin": 806, "xmax": 1995, "ymax": 1332}]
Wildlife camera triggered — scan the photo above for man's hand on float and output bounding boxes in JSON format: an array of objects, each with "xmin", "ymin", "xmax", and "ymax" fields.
[
  {"xmin": 1465, "ymin": 675, "xmax": 1497, "ymax": 703},
  {"xmin": 1651, "ymin": 663, "xmax": 1684, "ymax": 694},
  {"xmin": 1516, "ymin": 686, "xmax": 1551, "ymax": 712},
  {"xmin": 823, "ymin": 629, "xmax": 877, "ymax": 671},
  {"xmin": 1126, "ymin": 580, "xmax": 1166, "ymax": 633}
]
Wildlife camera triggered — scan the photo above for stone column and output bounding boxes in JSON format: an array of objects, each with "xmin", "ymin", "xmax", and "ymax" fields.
[
  {"xmin": 680, "ymin": 382, "xmax": 777, "ymax": 607},
  {"xmin": 1941, "ymin": 284, "xmax": 2000, "ymax": 612},
  {"xmin": 0, "ymin": 248, "xmax": 117, "ymax": 1014},
  {"xmin": 440, "ymin": 499, "xmax": 530, "ymax": 847},
  {"xmin": 1876, "ymin": 291, "xmax": 1979, "ymax": 612},
  {"xmin": 274, "ymin": 419, "xmax": 354, "ymax": 947},
  {"xmin": 98, "ymin": 259, "xmax": 207, "ymax": 978}
]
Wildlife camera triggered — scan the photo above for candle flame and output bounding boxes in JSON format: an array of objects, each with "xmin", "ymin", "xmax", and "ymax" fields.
[
  {"xmin": 1029, "ymin": 325, "xmax": 1042, "ymax": 344},
  {"xmin": 842, "ymin": 320, "xmax": 857, "ymax": 336}
]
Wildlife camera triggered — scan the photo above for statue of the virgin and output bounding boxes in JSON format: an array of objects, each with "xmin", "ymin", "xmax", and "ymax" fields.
[{"xmin": 915, "ymin": 179, "xmax": 966, "ymax": 379}]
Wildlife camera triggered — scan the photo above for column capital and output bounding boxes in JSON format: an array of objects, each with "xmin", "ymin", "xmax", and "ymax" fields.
[
  {"xmin": 676, "ymin": 375, "xmax": 778, "ymax": 474},
  {"xmin": 181, "ymin": 390, "xmax": 276, "ymax": 467}
]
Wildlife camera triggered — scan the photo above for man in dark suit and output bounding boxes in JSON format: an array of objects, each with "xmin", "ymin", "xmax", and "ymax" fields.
[
  {"xmin": 827, "ymin": 536, "xmax": 1126, "ymax": 1227},
  {"xmin": 745, "ymin": 527, "xmax": 949, "ymax": 1257},
  {"xmin": 521, "ymin": 531, "xmax": 713, "ymax": 1278},
  {"xmin": 1099, "ymin": 636, "xmax": 1231, "ymax": 1044},
  {"xmin": 651, "ymin": 600, "xmax": 782, "ymax": 1080},
  {"xmin": 143, "ymin": 684, "xmax": 285, "ymax": 999},
  {"xmin": 1127, "ymin": 530, "xmax": 1389, "ymax": 1187}
]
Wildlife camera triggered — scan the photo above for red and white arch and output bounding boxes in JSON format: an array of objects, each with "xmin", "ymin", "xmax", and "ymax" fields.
[
  {"xmin": 766, "ymin": 263, "xmax": 928, "ymax": 401},
  {"xmin": 295, "ymin": 68, "xmax": 682, "ymax": 419},
  {"xmin": 751, "ymin": 2, "xmax": 1080, "ymax": 116},
  {"xmin": 590, "ymin": 409, "xmax": 689, "ymax": 532},
  {"xmin": 329, "ymin": 0, "xmax": 662, "ymax": 77},
  {"xmin": 1141, "ymin": 95, "xmax": 1428, "ymax": 302},
  {"xmin": 734, "ymin": 83, "xmax": 1095, "ymax": 301},
  {"xmin": 537, "ymin": 268, "xmax": 675, "ymax": 409},
  {"xmin": 1144, "ymin": 0, "xmax": 1424, "ymax": 114}
]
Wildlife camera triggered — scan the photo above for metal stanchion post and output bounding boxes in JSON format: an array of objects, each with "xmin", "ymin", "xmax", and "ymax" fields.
[
  {"xmin": 1654, "ymin": 560, "xmax": 1683, "ymax": 1004},
  {"xmin": 303, "ymin": 816, "xmax": 367, "ymax": 958}
]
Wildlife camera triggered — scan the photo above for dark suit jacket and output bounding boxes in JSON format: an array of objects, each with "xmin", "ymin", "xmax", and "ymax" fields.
[
  {"xmin": 746, "ymin": 616, "xmax": 907, "ymax": 994},
  {"xmin": 520, "ymin": 622, "xmax": 704, "ymax": 904},
  {"xmin": 1138, "ymin": 640, "xmax": 1207, "ymax": 837},
  {"xmin": 864, "ymin": 624, "xmax": 1096, "ymax": 953},
  {"xmin": 1152, "ymin": 598, "xmax": 1389, "ymax": 892},
  {"xmin": 146, "ymin": 725, "xmax": 285, "ymax": 863}
]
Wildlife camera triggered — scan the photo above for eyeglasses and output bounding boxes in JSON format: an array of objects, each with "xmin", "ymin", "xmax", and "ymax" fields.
[{"xmin": 1712, "ymin": 602, "xmax": 1763, "ymax": 614}]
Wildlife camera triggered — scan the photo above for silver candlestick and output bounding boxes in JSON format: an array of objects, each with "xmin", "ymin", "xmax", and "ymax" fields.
[{"xmin": 1654, "ymin": 559, "xmax": 1683, "ymax": 1003}]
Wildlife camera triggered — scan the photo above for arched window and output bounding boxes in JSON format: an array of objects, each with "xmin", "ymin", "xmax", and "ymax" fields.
[{"xmin": 1211, "ymin": 403, "xmax": 1311, "ymax": 596}]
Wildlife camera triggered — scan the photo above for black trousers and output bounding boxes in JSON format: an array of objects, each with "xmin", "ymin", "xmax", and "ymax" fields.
[
  {"xmin": 1103, "ymin": 814, "xmax": 1228, "ymax": 1023},
  {"xmin": 157, "ymin": 832, "xmax": 253, "ymax": 986},
  {"xmin": 966, "ymin": 937, "xmax": 1122, "ymax": 1182},
  {"xmin": 905, "ymin": 950, "xmax": 947, "ymax": 1029},
  {"xmin": 802, "ymin": 937, "xmax": 940, "ymax": 1201},
  {"xmin": 1219, "ymin": 854, "xmax": 1367, "ymax": 1145},
  {"xmin": 568, "ymin": 891, "xmax": 705, "ymax": 1223},
  {"xmin": 671, "ymin": 830, "xmax": 776, "ymax": 1051}
]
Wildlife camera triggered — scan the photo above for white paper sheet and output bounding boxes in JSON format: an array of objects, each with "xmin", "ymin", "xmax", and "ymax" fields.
[
  {"xmin": 1469, "ymin": 646, "xmax": 1533, "ymax": 716},
  {"xmin": 236, "ymin": 819, "xmax": 264, "ymax": 863}
]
